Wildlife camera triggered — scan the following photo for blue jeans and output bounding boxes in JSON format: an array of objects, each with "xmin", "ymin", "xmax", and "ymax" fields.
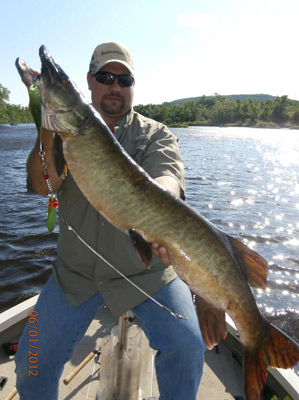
[{"xmin": 15, "ymin": 275, "xmax": 205, "ymax": 399}]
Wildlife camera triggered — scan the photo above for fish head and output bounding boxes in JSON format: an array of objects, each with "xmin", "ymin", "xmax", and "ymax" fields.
[{"xmin": 38, "ymin": 45, "xmax": 92, "ymax": 136}]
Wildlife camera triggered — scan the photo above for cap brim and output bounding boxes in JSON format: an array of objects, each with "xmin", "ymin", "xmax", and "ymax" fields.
[{"xmin": 92, "ymin": 59, "xmax": 135, "ymax": 75}]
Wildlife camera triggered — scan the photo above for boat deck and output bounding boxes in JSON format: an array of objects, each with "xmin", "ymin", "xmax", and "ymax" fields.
[{"xmin": 0, "ymin": 305, "xmax": 244, "ymax": 400}]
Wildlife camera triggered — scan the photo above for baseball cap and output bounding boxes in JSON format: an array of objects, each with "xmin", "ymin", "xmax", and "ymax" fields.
[{"xmin": 89, "ymin": 42, "xmax": 135, "ymax": 75}]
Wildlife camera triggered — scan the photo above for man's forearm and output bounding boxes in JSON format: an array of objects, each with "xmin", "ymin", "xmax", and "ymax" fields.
[
  {"xmin": 26, "ymin": 129, "xmax": 63, "ymax": 196},
  {"xmin": 154, "ymin": 175, "xmax": 181, "ymax": 197}
]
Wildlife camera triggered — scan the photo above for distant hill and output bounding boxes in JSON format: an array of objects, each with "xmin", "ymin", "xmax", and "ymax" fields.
[{"xmin": 170, "ymin": 94, "xmax": 277, "ymax": 105}]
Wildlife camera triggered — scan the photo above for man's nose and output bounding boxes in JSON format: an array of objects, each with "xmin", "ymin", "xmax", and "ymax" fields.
[{"xmin": 110, "ymin": 78, "xmax": 122, "ymax": 90}]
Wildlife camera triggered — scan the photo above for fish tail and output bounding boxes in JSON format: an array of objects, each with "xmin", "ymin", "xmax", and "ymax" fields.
[{"xmin": 244, "ymin": 323, "xmax": 299, "ymax": 400}]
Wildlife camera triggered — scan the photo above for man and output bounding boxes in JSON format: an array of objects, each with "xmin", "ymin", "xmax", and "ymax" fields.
[{"xmin": 15, "ymin": 42, "xmax": 205, "ymax": 399}]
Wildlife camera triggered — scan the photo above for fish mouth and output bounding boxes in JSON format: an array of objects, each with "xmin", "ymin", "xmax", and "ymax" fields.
[
  {"xmin": 39, "ymin": 45, "xmax": 70, "ymax": 89},
  {"xmin": 15, "ymin": 45, "xmax": 70, "ymax": 96},
  {"xmin": 15, "ymin": 57, "xmax": 40, "ymax": 89},
  {"xmin": 38, "ymin": 45, "xmax": 87, "ymax": 111},
  {"xmin": 38, "ymin": 45, "xmax": 93, "ymax": 134},
  {"xmin": 16, "ymin": 45, "xmax": 95, "ymax": 134},
  {"xmin": 38, "ymin": 45, "xmax": 77, "ymax": 131}
]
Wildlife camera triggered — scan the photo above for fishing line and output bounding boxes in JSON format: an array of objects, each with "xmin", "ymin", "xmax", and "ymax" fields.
[
  {"xmin": 61, "ymin": 217, "xmax": 186, "ymax": 320},
  {"xmin": 28, "ymin": 83, "xmax": 58, "ymax": 232},
  {"xmin": 85, "ymin": 351, "xmax": 100, "ymax": 400}
]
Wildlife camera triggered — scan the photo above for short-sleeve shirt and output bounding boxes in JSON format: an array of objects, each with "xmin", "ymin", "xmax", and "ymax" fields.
[{"xmin": 53, "ymin": 109, "xmax": 185, "ymax": 318}]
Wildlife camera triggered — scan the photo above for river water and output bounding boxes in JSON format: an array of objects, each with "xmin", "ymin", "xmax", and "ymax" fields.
[{"xmin": 0, "ymin": 124, "xmax": 298, "ymax": 345}]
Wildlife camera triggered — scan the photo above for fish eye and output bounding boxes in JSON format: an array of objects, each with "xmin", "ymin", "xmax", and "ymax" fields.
[{"xmin": 60, "ymin": 76, "xmax": 68, "ymax": 85}]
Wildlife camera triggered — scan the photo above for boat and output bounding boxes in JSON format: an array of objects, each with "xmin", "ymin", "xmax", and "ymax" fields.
[{"xmin": 0, "ymin": 295, "xmax": 298, "ymax": 400}]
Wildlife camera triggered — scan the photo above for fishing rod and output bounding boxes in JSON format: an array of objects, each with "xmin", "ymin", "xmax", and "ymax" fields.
[{"xmin": 61, "ymin": 217, "xmax": 186, "ymax": 320}]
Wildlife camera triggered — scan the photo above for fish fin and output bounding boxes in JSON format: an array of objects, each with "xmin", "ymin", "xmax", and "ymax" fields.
[
  {"xmin": 129, "ymin": 229, "xmax": 152, "ymax": 269},
  {"xmin": 193, "ymin": 294, "xmax": 227, "ymax": 349},
  {"xmin": 228, "ymin": 236, "xmax": 268, "ymax": 289},
  {"xmin": 244, "ymin": 323, "xmax": 299, "ymax": 400},
  {"xmin": 244, "ymin": 350, "xmax": 268, "ymax": 400}
]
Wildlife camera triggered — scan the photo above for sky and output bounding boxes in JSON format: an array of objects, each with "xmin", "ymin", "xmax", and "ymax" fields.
[{"xmin": 2, "ymin": 0, "xmax": 299, "ymax": 107}]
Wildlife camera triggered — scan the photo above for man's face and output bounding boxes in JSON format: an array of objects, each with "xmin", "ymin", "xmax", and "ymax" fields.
[{"xmin": 87, "ymin": 62, "xmax": 134, "ymax": 120}]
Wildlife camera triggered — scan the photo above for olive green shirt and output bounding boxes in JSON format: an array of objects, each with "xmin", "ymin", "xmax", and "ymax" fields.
[{"xmin": 53, "ymin": 109, "xmax": 185, "ymax": 318}]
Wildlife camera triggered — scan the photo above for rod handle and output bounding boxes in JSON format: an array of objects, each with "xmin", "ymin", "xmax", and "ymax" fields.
[
  {"xmin": 4, "ymin": 387, "xmax": 17, "ymax": 400},
  {"xmin": 63, "ymin": 351, "xmax": 95, "ymax": 385}
]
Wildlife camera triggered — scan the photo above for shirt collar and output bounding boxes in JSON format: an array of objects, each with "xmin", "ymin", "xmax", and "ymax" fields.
[{"xmin": 115, "ymin": 108, "xmax": 134, "ymax": 129}]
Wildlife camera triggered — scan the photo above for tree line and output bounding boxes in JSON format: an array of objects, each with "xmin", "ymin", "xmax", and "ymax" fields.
[
  {"xmin": 0, "ymin": 84, "xmax": 33, "ymax": 124},
  {"xmin": 1, "ymin": 82, "xmax": 299, "ymax": 128},
  {"xmin": 135, "ymin": 95, "xmax": 299, "ymax": 128}
]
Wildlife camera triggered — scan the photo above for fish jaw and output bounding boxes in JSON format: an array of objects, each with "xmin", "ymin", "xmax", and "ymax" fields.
[{"xmin": 38, "ymin": 45, "xmax": 96, "ymax": 136}]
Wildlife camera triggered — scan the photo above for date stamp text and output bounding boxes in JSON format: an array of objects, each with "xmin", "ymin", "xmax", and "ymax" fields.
[{"xmin": 27, "ymin": 310, "xmax": 39, "ymax": 376}]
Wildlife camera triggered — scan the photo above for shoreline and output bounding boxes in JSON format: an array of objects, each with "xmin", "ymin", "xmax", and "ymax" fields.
[
  {"xmin": 168, "ymin": 121, "xmax": 299, "ymax": 129},
  {"xmin": 3, "ymin": 122, "xmax": 299, "ymax": 130}
]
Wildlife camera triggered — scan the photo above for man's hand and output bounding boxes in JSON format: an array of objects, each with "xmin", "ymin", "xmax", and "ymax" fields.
[{"xmin": 152, "ymin": 243, "xmax": 172, "ymax": 266}]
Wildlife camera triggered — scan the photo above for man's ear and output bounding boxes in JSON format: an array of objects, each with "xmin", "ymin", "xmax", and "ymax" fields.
[{"xmin": 87, "ymin": 72, "xmax": 93, "ymax": 90}]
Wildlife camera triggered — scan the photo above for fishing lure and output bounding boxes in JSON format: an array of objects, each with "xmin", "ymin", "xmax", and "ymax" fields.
[{"xmin": 28, "ymin": 84, "xmax": 58, "ymax": 232}]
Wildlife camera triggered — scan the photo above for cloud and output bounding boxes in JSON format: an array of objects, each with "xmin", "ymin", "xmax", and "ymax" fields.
[{"xmin": 178, "ymin": 12, "xmax": 218, "ymax": 29}]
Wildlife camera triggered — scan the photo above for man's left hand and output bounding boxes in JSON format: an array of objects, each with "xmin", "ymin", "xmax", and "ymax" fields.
[{"xmin": 152, "ymin": 243, "xmax": 172, "ymax": 266}]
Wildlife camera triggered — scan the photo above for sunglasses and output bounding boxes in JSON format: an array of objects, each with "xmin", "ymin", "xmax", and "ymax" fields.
[{"xmin": 92, "ymin": 71, "xmax": 135, "ymax": 87}]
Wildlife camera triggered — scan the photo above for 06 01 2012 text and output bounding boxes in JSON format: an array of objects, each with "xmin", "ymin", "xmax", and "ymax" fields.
[{"xmin": 27, "ymin": 310, "xmax": 39, "ymax": 376}]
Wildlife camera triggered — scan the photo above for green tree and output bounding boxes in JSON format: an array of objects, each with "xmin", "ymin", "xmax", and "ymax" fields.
[
  {"xmin": 259, "ymin": 100, "xmax": 272, "ymax": 122},
  {"xmin": 134, "ymin": 94, "xmax": 299, "ymax": 128},
  {"xmin": 0, "ymin": 83, "xmax": 32, "ymax": 124},
  {"xmin": 0, "ymin": 84, "xmax": 10, "ymax": 102},
  {"xmin": 271, "ymin": 96, "xmax": 290, "ymax": 124}
]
